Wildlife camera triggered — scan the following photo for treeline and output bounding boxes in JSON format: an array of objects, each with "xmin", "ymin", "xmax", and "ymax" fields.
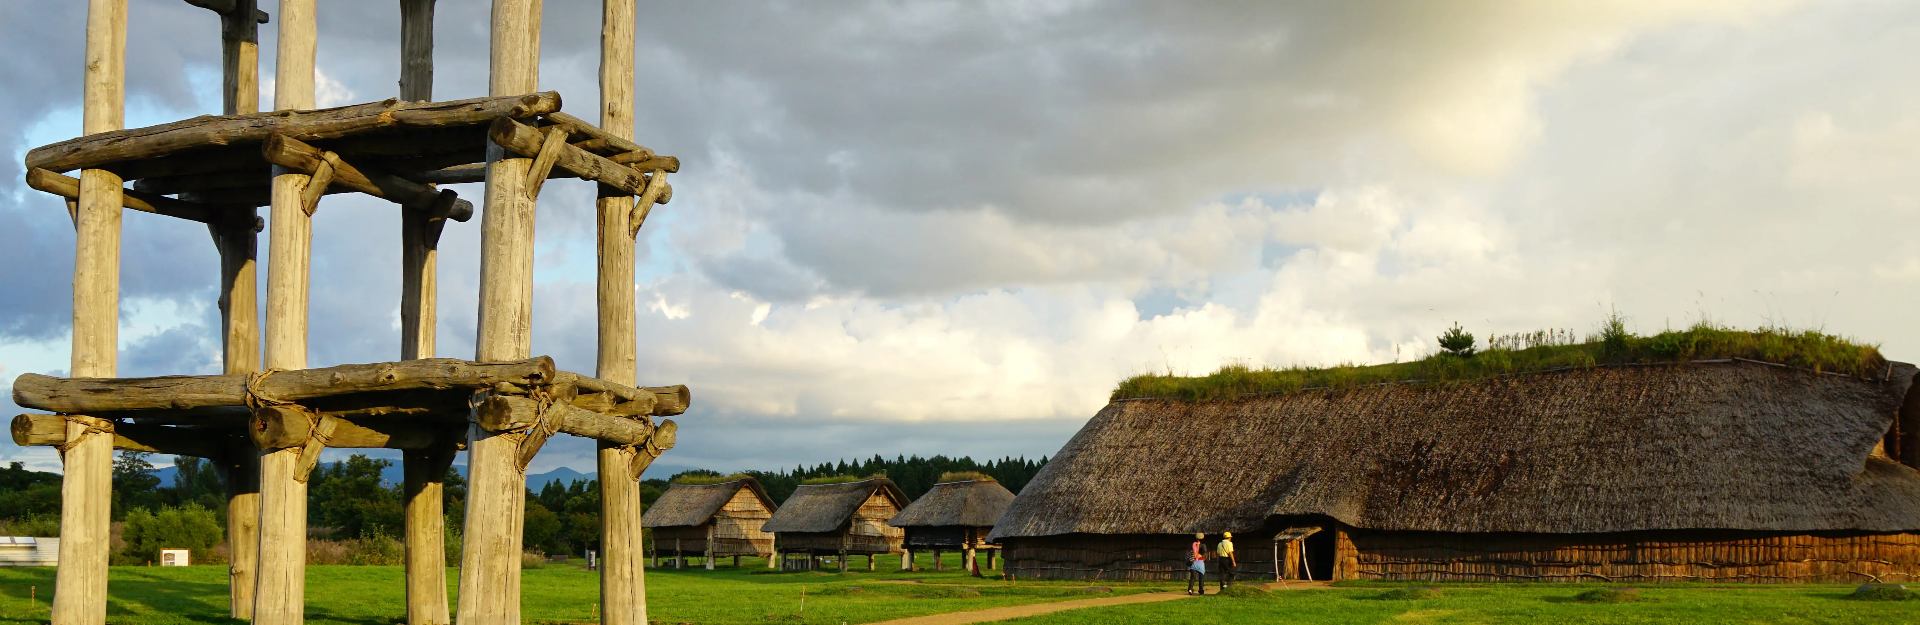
[
  {"xmin": 0, "ymin": 451, "xmax": 1048, "ymax": 560},
  {"xmin": 654, "ymin": 454, "xmax": 1049, "ymax": 503}
]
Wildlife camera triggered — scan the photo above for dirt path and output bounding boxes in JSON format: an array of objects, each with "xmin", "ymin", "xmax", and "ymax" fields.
[{"xmin": 865, "ymin": 591, "xmax": 1192, "ymax": 625}]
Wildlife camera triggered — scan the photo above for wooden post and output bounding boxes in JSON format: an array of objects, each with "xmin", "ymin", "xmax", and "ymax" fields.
[
  {"xmin": 902, "ymin": 548, "xmax": 912, "ymax": 572},
  {"xmin": 256, "ymin": 1, "xmax": 316, "ymax": 624},
  {"xmin": 398, "ymin": 4, "xmax": 450, "ymax": 625},
  {"xmin": 594, "ymin": 0, "xmax": 650, "ymax": 623},
  {"xmin": 704, "ymin": 525, "xmax": 715, "ymax": 570},
  {"xmin": 458, "ymin": 2, "xmax": 540, "ymax": 625},
  {"xmin": 674, "ymin": 540, "xmax": 681, "ymax": 569},
  {"xmin": 966, "ymin": 547, "xmax": 977, "ymax": 576},
  {"xmin": 53, "ymin": 2, "xmax": 125, "ymax": 624},
  {"xmin": 213, "ymin": 1, "xmax": 262, "ymax": 618},
  {"xmin": 732, "ymin": 555, "xmax": 739, "ymax": 568}
]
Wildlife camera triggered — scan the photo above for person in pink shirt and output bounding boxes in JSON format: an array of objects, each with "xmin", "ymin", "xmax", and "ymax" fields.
[{"xmin": 1186, "ymin": 533, "xmax": 1207, "ymax": 595}]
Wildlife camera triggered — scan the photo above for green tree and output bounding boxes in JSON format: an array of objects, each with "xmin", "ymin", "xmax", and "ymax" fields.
[
  {"xmin": 0, "ymin": 462, "xmax": 62, "ymax": 521},
  {"xmin": 121, "ymin": 503, "xmax": 223, "ymax": 563},
  {"xmin": 1438, "ymin": 323, "xmax": 1476, "ymax": 358},
  {"xmin": 112, "ymin": 451, "xmax": 163, "ymax": 518},
  {"xmin": 308, "ymin": 454, "xmax": 403, "ymax": 538},
  {"xmin": 523, "ymin": 502, "xmax": 560, "ymax": 553}
]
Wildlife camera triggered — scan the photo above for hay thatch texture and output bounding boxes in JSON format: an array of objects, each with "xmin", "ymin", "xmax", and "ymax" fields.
[
  {"xmin": 993, "ymin": 362, "xmax": 1920, "ymax": 541},
  {"xmin": 763, "ymin": 478, "xmax": 908, "ymax": 533},
  {"xmin": 764, "ymin": 478, "xmax": 908, "ymax": 555},
  {"xmin": 889, "ymin": 480, "xmax": 1016, "ymax": 529},
  {"xmin": 642, "ymin": 478, "xmax": 775, "ymax": 529}
]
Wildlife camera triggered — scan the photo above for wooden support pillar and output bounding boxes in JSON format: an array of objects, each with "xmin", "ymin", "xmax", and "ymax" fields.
[
  {"xmin": 256, "ymin": 1, "xmax": 316, "ymax": 624},
  {"xmin": 397, "ymin": 6, "xmax": 449, "ymax": 624},
  {"xmin": 732, "ymin": 555, "xmax": 739, "ymax": 568},
  {"xmin": 704, "ymin": 525, "xmax": 715, "ymax": 570},
  {"xmin": 53, "ymin": 2, "xmax": 125, "ymax": 624},
  {"xmin": 211, "ymin": 1, "xmax": 262, "ymax": 614},
  {"xmin": 592, "ymin": 0, "xmax": 651, "ymax": 623},
  {"xmin": 902, "ymin": 548, "xmax": 912, "ymax": 572},
  {"xmin": 674, "ymin": 540, "xmax": 681, "ymax": 569},
  {"xmin": 458, "ymin": 2, "xmax": 541, "ymax": 625},
  {"xmin": 868, "ymin": 554, "xmax": 875, "ymax": 571},
  {"xmin": 404, "ymin": 445, "xmax": 454, "ymax": 625},
  {"xmin": 769, "ymin": 549, "xmax": 779, "ymax": 569}
]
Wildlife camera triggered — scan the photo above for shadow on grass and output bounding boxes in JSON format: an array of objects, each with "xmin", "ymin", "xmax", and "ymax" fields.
[{"xmin": 102, "ymin": 569, "xmax": 239, "ymax": 625}]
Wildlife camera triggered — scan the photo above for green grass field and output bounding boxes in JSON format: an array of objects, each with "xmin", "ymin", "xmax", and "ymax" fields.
[
  {"xmin": 1003, "ymin": 582, "xmax": 1920, "ymax": 625},
  {"xmin": 0, "ymin": 553, "xmax": 1154, "ymax": 625},
  {"xmin": 0, "ymin": 558, "xmax": 1914, "ymax": 624}
]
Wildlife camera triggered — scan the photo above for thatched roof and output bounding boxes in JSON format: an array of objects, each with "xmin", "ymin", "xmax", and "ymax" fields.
[
  {"xmin": 641, "ymin": 478, "xmax": 776, "ymax": 528},
  {"xmin": 992, "ymin": 361, "xmax": 1920, "ymax": 541},
  {"xmin": 889, "ymin": 479, "xmax": 1016, "ymax": 528},
  {"xmin": 761, "ymin": 478, "xmax": 909, "ymax": 534}
]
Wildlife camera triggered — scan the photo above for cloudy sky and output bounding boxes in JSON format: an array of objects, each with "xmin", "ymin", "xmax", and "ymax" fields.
[{"xmin": 4, "ymin": 0, "xmax": 1919, "ymax": 478}]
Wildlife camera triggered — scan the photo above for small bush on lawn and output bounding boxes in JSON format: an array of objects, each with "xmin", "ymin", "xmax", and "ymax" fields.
[
  {"xmin": 1573, "ymin": 588, "xmax": 1641, "ymax": 603},
  {"xmin": 1218, "ymin": 585, "xmax": 1268, "ymax": 598},
  {"xmin": 120, "ymin": 503, "xmax": 222, "ymax": 564},
  {"xmin": 521, "ymin": 550, "xmax": 548, "ymax": 569},
  {"xmin": 1847, "ymin": 585, "xmax": 1915, "ymax": 601},
  {"xmin": 1375, "ymin": 587, "xmax": 1441, "ymax": 600}
]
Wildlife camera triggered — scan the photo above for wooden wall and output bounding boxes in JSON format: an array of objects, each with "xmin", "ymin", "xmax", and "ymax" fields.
[
  {"xmin": 1346, "ymin": 528, "xmax": 1920, "ymax": 583},
  {"xmin": 775, "ymin": 491, "xmax": 904, "ymax": 555},
  {"xmin": 710, "ymin": 487, "xmax": 775, "ymax": 556},
  {"xmin": 1003, "ymin": 528, "xmax": 1920, "ymax": 583}
]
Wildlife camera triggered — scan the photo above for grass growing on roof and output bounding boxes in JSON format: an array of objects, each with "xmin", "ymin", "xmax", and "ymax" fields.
[
  {"xmin": 671, "ymin": 472, "xmax": 756, "ymax": 485},
  {"xmin": 937, "ymin": 471, "xmax": 996, "ymax": 483},
  {"xmin": 1113, "ymin": 316, "xmax": 1885, "ymax": 402},
  {"xmin": 800, "ymin": 474, "xmax": 882, "ymax": 485}
]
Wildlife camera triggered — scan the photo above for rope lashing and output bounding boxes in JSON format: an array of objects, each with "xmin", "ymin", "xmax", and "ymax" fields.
[
  {"xmin": 243, "ymin": 368, "xmax": 294, "ymax": 410},
  {"xmin": 54, "ymin": 415, "xmax": 115, "ymax": 454}
]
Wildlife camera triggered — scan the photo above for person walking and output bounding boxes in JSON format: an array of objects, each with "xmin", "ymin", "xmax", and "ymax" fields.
[
  {"xmin": 1217, "ymin": 532, "xmax": 1238, "ymax": 591},
  {"xmin": 1187, "ymin": 533, "xmax": 1207, "ymax": 595}
]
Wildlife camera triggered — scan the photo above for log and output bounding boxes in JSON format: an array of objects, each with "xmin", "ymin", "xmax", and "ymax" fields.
[
  {"xmin": 28, "ymin": 92, "xmax": 563, "ymax": 174},
  {"xmin": 475, "ymin": 395, "xmax": 655, "ymax": 446},
  {"xmin": 399, "ymin": 0, "xmax": 435, "ymax": 103},
  {"xmin": 220, "ymin": 442, "xmax": 260, "ymax": 621},
  {"xmin": 462, "ymin": 2, "xmax": 542, "ymax": 623},
  {"xmin": 58, "ymin": 2, "xmax": 125, "ymax": 622},
  {"xmin": 544, "ymin": 111, "xmax": 654, "ymax": 158},
  {"xmin": 404, "ymin": 163, "xmax": 487, "ymax": 185},
  {"xmin": 106, "ymin": 146, "xmax": 259, "ymax": 181},
  {"xmin": 403, "ymin": 445, "xmax": 454, "ymax": 625},
  {"xmin": 11, "ymin": 356, "xmax": 555, "ymax": 413},
  {"xmin": 263, "ymin": 134, "xmax": 474, "ymax": 220},
  {"xmin": 12, "ymin": 414, "xmax": 232, "ymax": 458},
  {"xmin": 523, "ymin": 125, "xmax": 571, "ymax": 199},
  {"xmin": 27, "ymin": 167, "xmax": 225, "ymax": 225},
  {"xmin": 489, "ymin": 117, "xmax": 652, "ymax": 196},
  {"xmin": 609, "ymin": 152, "xmax": 680, "ymax": 173},
  {"xmin": 257, "ymin": 2, "xmax": 315, "ymax": 620},
  {"xmin": 249, "ymin": 406, "xmax": 443, "ymax": 449}
]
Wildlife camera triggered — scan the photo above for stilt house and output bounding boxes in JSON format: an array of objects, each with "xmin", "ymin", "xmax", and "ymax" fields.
[
  {"xmin": 762, "ymin": 477, "xmax": 909, "ymax": 571},
  {"xmin": 888, "ymin": 474, "xmax": 1016, "ymax": 573},
  {"xmin": 991, "ymin": 361, "xmax": 1920, "ymax": 583},
  {"xmin": 642, "ymin": 477, "xmax": 777, "ymax": 569}
]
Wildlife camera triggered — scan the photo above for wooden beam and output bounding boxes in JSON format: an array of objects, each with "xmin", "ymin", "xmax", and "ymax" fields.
[
  {"xmin": 523, "ymin": 125, "xmax": 571, "ymax": 200},
  {"xmin": 28, "ymin": 92, "xmax": 563, "ymax": 174},
  {"xmin": 263, "ymin": 135, "xmax": 474, "ymax": 221},
  {"xmin": 11, "ymin": 357, "xmax": 556, "ymax": 413},
  {"xmin": 488, "ymin": 117, "xmax": 660, "ymax": 196},
  {"xmin": 475, "ymin": 394, "xmax": 656, "ymax": 446},
  {"xmin": 12, "ymin": 414, "xmax": 232, "ymax": 458},
  {"xmin": 131, "ymin": 168, "xmax": 268, "ymax": 195},
  {"xmin": 609, "ymin": 152, "xmax": 680, "ymax": 173},
  {"xmin": 28, "ymin": 167, "xmax": 231, "ymax": 225},
  {"xmin": 249, "ymin": 407, "xmax": 443, "ymax": 449},
  {"xmin": 544, "ymin": 111, "xmax": 654, "ymax": 158}
]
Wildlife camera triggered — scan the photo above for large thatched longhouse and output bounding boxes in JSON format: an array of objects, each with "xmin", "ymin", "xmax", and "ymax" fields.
[
  {"xmin": 888, "ymin": 475, "xmax": 1017, "ymax": 572},
  {"xmin": 762, "ymin": 478, "xmax": 909, "ymax": 571},
  {"xmin": 641, "ymin": 477, "xmax": 778, "ymax": 569},
  {"xmin": 990, "ymin": 361, "xmax": 1920, "ymax": 583}
]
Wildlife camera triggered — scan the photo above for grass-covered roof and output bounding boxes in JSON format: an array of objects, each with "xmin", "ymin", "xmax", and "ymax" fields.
[{"xmin": 1114, "ymin": 319, "xmax": 1885, "ymax": 402}]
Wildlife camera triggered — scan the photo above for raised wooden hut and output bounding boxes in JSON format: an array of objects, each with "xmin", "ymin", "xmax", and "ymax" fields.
[
  {"xmin": 991, "ymin": 361, "xmax": 1920, "ymax": 583},
  {"xmin": 762, "ymin": 478, "xmax": 909, "ymax": 572},
  {"xmin": 888, "ymin": 476, "xmax": 1016, "ymax": 573},
  {"xmin": 642, "ymin": 477, "xmax": 777, "ymax": 569}
]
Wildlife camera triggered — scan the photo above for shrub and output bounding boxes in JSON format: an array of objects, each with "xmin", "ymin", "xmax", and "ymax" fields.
[
  {"xmin": 671, "ymin": 473, "xmax": 755, "ymax": 485},
  {"xmin": 120, "ymin": 503, "xmax": 222, "ymax": 563},
  {"xmin": 1437, "ymin": 323, "xmax": 1476, "ymax": 357},
  {"xmin": 1573, "ymin": 588, "xmax": 1641, "ymax": 603},
  {"xmin": 1, "ymin": 515, "xmax": 61, "ymax": 538},
  {"xmin": 937, "ymin": 472, "xmax": 995, "ymax": 483},
  {"xmin": 1847, "ymin": 585, "xmax": 1915, "ymax": 601},
  {"xmin": 521, "ymin": 550, "xmax": 548, "ymax": 569}
]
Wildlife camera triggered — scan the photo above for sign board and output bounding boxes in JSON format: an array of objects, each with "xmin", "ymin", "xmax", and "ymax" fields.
[{"xmin": 159, "ymin": 549, "xmax": 190, "ymax": 566}]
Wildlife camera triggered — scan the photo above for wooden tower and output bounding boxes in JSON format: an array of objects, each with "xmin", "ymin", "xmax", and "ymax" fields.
[{"xmin": 10, "ymin": 2, "xmax": 685, "ymax": 624}]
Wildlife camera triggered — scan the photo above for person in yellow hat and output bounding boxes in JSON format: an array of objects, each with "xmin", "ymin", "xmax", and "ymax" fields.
[
  {"xmin": 1216, "ymin": 532, "xmax": 1238, "ymax": 590},
  {"xmin": 1187, "ymin": 533, "xmax": 1207, "ymax": 595}
]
